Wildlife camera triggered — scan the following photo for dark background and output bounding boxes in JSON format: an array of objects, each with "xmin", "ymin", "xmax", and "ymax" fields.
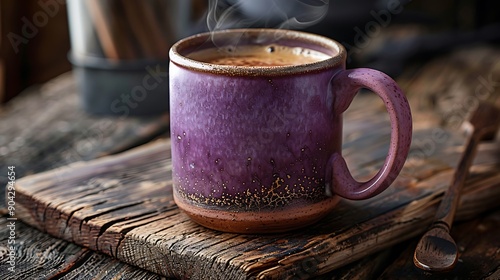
[{"xmin": 1, "ymin": 0, "xmax": 499, "ymax": 104}]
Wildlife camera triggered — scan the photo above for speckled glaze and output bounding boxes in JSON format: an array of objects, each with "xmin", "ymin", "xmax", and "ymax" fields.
[{"xmin": 169, "ymin": 29, "xmax": 412, "ymax": 233}]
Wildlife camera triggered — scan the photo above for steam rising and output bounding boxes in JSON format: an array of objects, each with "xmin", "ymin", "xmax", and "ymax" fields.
[{"xmin": 206, "ymin": 0, "xmax": 330, "ymax": 32}]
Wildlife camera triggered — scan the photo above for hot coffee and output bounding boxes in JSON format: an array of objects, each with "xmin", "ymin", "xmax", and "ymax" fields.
[
  {"xmin": 186, "ymin": 44, "xmax": 331, "ymax": 66},
  {"xmin": 170, "ymin": 29, "xmax": 412, "ymax": 233}
]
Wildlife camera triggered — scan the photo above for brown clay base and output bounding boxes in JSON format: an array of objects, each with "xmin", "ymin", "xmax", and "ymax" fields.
[{"xmin": 174, "ymin": 192, "xmax": 341, "ymax": 234}]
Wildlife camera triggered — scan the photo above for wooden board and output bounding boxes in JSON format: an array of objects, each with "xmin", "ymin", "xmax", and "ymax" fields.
[
  {"xmin": 379, "ymin": 207, "xmax": 500, "ymax": 279},
  {"xmin": 12, "ymin": 108, "xmax": 500, "ymax": 279}
]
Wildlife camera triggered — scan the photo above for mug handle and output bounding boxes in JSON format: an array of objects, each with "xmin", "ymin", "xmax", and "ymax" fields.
[{"xmin": 326, "ymin": 68, "xmax": 412, "ymax": 200}]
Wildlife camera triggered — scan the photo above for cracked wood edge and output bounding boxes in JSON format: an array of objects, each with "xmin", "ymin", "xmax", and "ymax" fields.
[{"xmin": 13, "ymin": 129, "xmax": 500, "ymax": 279}]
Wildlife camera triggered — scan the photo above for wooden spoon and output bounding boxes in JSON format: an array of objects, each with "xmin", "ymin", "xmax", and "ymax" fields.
[{"xmin": 413, "ymin": 102, "xmax": 500, "ymax": 272}]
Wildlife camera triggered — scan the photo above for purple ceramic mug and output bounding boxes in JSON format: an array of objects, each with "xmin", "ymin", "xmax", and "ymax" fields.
[{"xmin": 169, "ymin": 29, "xmax": 412, "ymax": 233}]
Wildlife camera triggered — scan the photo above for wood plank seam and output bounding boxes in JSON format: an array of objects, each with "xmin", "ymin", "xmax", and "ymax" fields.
[{"xmin": 12, "ymin": 125, "xmax": 500, "ymax": 279}]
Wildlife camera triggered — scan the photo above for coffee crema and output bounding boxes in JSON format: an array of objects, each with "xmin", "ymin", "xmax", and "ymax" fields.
[{"xmin": 186, "ymin": 44, "xmax": 331, "ymax": 67}]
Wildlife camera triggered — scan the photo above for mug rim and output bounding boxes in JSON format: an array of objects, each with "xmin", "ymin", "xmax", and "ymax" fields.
[{"xmin": 169, "ymin": 28, "xmax": 346, "ymax": 77}]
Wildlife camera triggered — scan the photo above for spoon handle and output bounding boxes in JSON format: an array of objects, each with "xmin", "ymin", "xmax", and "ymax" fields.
[{"xmin": 434, "ymin": 133, "xmax": 480, "ymax": 228}]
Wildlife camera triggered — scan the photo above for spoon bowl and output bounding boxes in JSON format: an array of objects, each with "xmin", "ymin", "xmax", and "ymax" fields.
[
  {"xmin": 414, "ymin": 223, "xmax": 458, "ymax": 271},
  {"xmin": 413, "ymin": 102, "xmax": 500, "ymax": 272}
]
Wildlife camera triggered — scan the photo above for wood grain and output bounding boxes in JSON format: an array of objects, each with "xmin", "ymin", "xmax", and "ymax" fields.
[
  {"xmin": 0, "ymin": 73, "xmax": 170, "ymax": 279},
  {"xmin": 0, "ymin": 217, "xmax": 167, "ymax": 280},
  {"xmin": 2, "ymin": 45, "xmax": 500, "ymax": 279},
  {"xmin": 0, "ymin": 73, "xmax": 169, "ymax": 197},
  {"xmin": 380, "ymin": 208, "xmax": 500, "ymax": 279},
  {"xmin": 12, "ymin": 111, "xmax": 500, "ymax": 279}
]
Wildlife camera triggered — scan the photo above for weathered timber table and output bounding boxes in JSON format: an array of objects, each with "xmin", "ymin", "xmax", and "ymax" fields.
[{"xmin": 1, "ymin": 45, "xmax": 500, "ymax": 279}]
